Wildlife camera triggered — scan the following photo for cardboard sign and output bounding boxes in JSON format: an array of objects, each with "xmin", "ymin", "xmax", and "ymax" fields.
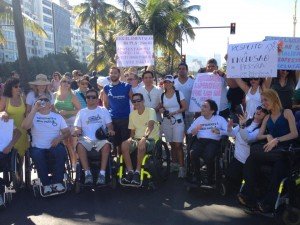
[
  {"xmin": 0, "ymin": 119, "xmax": 14, "ymax": 152},
  {"xmin": 116, "ymin": 35, "xmax": 154, "ymax": 67},
  {"xmin": 189, "ymin": 73, "xmax": 222, "ymax": 112},
  {"xmin": 227, "ymin": 40, "xmax": 278, "ymax": 78},
  {"xmin": 265, "ymin": 36, "xmax": 300, "ymax": 70}
]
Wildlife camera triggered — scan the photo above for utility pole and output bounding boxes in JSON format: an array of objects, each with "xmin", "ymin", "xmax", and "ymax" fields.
[{"xmin": 293, "ymin": 0, "xmax": 298, "ymax": 37}]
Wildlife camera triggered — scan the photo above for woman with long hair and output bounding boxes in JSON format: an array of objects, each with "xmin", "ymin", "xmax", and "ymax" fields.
[
  {"xmin": 26, "ymin": 74, "xmax": 53, "ymax": 114},
  {"xmin": 0, "ymin": 78, "xmax": 29, "ymax": 157},
  {"xmin": 50, "ymin": 72, "xmax": 62, "ymax": 93},
  {"xmin": 54, "ymin": 75, "xmax": 81, "ymax": 169},
  {"xmin": 160, "ymin": 75, "xmax": 187, "ymax": 178},
  {"xmin": 238, "ymin": 89, "xmax": 298, "ymax": 213},
  {"xmin": 270, "ymin": 70, "xmax": 296, "ymax": 109}
]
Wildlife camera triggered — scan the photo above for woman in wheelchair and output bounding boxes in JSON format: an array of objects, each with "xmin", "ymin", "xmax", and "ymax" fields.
[
  {"xmin": 187, "ymin": 99, "xmax": 228, "ymax": 185},
  {"xmin": 0, "ymin": 113, "xmax": 21, "ymax": 206},
  {"xmin": 226, "ymin": 106, "xmax": 268, "ymax": 188},
  {"xmin": 121, "ymin": 93, "xmax": 160, "ymax": 186},
  {"xmin": 74, "ymin": 89, "xmax": 115, "ymax": 186},
  {"xmin": 22, "ymin": 95, "xmax": 71, "ymax": 196},
  {"xmin": 238, "ymin": 89, "xmax": 298, "ymax": 213}
]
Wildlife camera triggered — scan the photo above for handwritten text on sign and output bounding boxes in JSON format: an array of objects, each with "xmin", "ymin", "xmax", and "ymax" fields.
[
  {"xmin": 265, "ymin": 36, "xmax": 300, "ymax": 70},
  {"xmin": 116, "ymin": 35, "xmax": 154, "ymax": 67},
  {"xmin": 227, "ymin": 40, "xmax": 278, "ymax": 78},
  {"xmin": 189, "ymin": 73, "xmax": 222, "ymax": 112}
]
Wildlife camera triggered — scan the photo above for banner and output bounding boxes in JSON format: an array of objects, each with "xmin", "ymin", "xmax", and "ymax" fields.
[
  {"xmin": 0, "ymin": 119, "xmax": 13, "ymax": 152},
  {"xmin": 265, "ymin": 36, "xmax": 300, "ymax": 70},
  {"xmin": 227, "ymin": 40, "xmax": 278, "ymax": 78},
  {"xmin": 189, "ymin": 73, "xmax": 222, "ymax": 112},
  {"xmin": 116, "ymin": 35, "xmax": 154, "ymax": 67}
]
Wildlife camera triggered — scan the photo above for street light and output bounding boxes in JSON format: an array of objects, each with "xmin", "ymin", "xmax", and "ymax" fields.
[
  {"xmin": 293, "ymin": 0, "xmax": 298, "ymax": 37},
  {"xmin": 92, "ymin": 0, "xmax": 99, "ymax": 70}
]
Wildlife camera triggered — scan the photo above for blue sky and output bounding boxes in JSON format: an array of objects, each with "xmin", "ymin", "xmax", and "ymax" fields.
[{"xmin": 69, "ymin": 0, "xmax": 299, "ymax": 64}]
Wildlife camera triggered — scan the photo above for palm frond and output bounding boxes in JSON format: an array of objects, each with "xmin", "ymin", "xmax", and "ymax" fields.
[{"xmin": 22, "ymin": 13, "xmax": 48, "ymax": 38}]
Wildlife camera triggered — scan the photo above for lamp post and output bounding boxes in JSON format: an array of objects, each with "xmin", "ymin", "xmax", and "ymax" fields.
[
  {"xmin": 92, "ymin": 0, "xmax": 99, "ymax": 70},
  {"xmin": 293, "ymin": 0, "xmax": 298, "ymax": 37}
]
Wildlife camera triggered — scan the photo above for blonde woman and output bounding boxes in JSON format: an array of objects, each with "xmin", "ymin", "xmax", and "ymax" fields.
[{"xmin": 54, "ymin": 75, "xmax": 81, "ymax": 170}]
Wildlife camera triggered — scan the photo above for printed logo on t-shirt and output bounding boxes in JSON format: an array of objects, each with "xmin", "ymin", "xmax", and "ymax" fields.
[
  {"xmin": 86, "ymin": 114, "xmax": 103, "ymax": 125},
  {"xmin": 36, "ymin": 116, "xmax": 58, "ymax": 126},
  {"xmin": 200, "ymin": 122, "xmax": 218, "ymax": 130}
]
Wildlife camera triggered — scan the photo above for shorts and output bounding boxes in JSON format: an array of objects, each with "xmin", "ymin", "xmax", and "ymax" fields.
[
  {"xmin": 161, "ymin": 118, "xmax": 184, "ymax": 143},
  {"xmin": 129, "ymin": 138, "xmax": 156, "ymax": 154},
  {"xmin": 112, "ymin": 119, "xmax": 130, "ymax": 146},
  {"xmin": 77, "ymin": 136, "xmax": 111, "ymax": 152}
]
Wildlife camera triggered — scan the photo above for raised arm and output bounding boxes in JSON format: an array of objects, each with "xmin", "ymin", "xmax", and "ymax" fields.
[{"xmin": 235, "ymin": 78, "xmax": 250, "ymax": 93}]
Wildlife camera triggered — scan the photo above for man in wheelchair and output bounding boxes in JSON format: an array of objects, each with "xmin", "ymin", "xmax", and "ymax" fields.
[
  {"xmin": 22, "ymin": 95, "xmax": 71, "ymax": 195},
  {"xmin": 0, "ymin": 112, "xmax": 21, "ymax": 206},
  {"xmin": 187, "ymin": 99, "xmax": 228, "ymax": 186},
  {"xmin": 74, "ymin": 89, "xmax": 115, "ymax": 186},
  {"xmin": 121, "ymin": 93, "xmax": 160, "ymax": 185}
]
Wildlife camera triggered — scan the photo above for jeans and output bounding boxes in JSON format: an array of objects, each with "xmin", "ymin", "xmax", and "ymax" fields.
[{"xmin": 30, "ymin": 144, "xmax": 67, "ymax": 186}]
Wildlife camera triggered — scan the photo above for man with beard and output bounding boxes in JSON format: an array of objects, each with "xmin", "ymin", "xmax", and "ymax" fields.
[{"xmin": 103, "ymin": 66, "xmax": 132, "ymax": 152}]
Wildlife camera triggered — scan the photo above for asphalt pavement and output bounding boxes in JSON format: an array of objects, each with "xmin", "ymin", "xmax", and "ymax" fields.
[{"xmin": 0, "ymin": 173, "xmax": 274, "ymax": 225}]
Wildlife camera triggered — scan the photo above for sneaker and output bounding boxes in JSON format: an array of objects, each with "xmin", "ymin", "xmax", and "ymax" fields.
[
  {"xmin": 53, "ymin": 183, "xmax": 65, "ymax": 192},
  {"xmin": 0, "ymin": 195, "xmax": 4, "ymax": 207},
  {"xmin": 96, "ymin": 174, "xmax": 106, "ymax": 185},
  {"xmin": 178, "ymin": 167, "xmax": 186, "ymax": 178},
  {"xmin": 43, "ymin": 185, "xmax": 52, "ymax": 195},
  {"xmin": 84, "ymin": 174, "xmax": 93, "ymax": 185},
  {"xmin": 122, "ymin": 171, "xmax": 134, "ymax": 183},
  {"xmin": 170, "ymin": 162, "xmax": 179, "ymax": 173},
  {"xmin": 131, "ymin": 172, "xmax": 141, "ymax": 185}
]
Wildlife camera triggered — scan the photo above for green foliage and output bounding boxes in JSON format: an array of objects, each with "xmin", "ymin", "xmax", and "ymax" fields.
[{"xmin": 0, "ymin": 52, "xmax": 87, "ymax": 82}]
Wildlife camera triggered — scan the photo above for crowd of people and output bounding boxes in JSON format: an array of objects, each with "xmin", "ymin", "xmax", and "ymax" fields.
[{"xmin": 0, "ymin": 59, "xmax": 299, "ymax": 213}]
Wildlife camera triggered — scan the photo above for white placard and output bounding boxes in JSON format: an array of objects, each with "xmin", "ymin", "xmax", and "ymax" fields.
[
  {"xmin": 227, "ymin": 40, "xmax": 278, "ymax": 78},
  {"xmin": 265, "ymin": 36, "xmax": 300, "ymax": 70},
  {"xmin": 189, "ymin": 73, "xmax": 222, "ymax": 112},
  {"xmin": 116, "ymin": 35, "xmax": 154, "ymax": 67},
  {"xmin": 0, "ymin": 119, "xmax": 14, "ymax": 152}
]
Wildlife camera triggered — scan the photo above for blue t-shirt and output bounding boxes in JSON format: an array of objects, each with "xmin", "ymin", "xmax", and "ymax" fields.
[{"xmin": 104, "ymin": 82, "xmax": 131, "ymax": 119}]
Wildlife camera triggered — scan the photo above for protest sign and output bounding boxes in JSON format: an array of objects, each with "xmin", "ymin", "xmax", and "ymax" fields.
[
  {"xmin": 189, "ymin": 73, "xmax": 222, "ymax": 112},
  {"xmin": 265, "ymin": 36, "xmax": 300, "ymax": 70},
  {"xmin": 0, "ymin": 119, "xmax": 13, "ymax": 152},
  {"xmin": 227, "ymin": 40, "xmax": 278, "ymax": 78},
  {"xmin": 116, "ymin": 35, "xmax": 154, "ymax": 67}
]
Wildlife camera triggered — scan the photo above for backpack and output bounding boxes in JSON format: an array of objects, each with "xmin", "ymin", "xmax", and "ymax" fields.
[{"xmin": 161, "ymin": 90, "xmax": 185, "ymax": 119}]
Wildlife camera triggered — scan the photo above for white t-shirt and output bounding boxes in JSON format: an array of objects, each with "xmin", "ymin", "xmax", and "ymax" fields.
[
  {"xmin": 161, "ymin": 90, "xmax": 185, "ymax": 120},
  {"xmin": 229, "ymin": 122, "xmax": 260, "ymax": 163},
  {"xmin": 174, "ymin": 77, "xmax": 194, "ymax": 111},
  {"xmin": 74, "ymin": 106, "xmax": 112, "ymax": 141},
  {"xmin": 137, "ymin": 85, "xmax": 163, "ymax": 110},
  {"xmin": 31, "ymin": 112, "xmax": 68, "ymax": 149},
  {"xmin": 246, "ymin": 87, "xmax": 261, "ymax": 119},
  {"xmin": 26, "ymin": 91, "xmax": 54, "ymax": 106},
  {"xmin": 187, "ymin": 115, "xmax": 228, "ymax": 141}
]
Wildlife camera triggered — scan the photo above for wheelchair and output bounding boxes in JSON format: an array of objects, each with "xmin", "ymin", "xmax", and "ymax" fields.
[
  {"xmin": 0, "ymin": 148, "xmax": 22, "ymax": 206},
  {"xmin": 185, "ymin": 134, "xmax": 233, "ymax": 195},
  {"xmin": 117, "ymin": 139, "xmax": 170, "ymax": 189},
  {"xmin": 26, "ymin": 144, "xmax": 73, "ymax": 198},
  {"xmin": 239, "ymin": 144, "xmax": 300, "ymax": 225},
  {"xmin": 74, "ymin": 144, "xmax": 118, "ymax": 193}
]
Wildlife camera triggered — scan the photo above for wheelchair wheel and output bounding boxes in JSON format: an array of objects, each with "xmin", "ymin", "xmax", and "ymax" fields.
[
  {"xmin": 153, "ymin": 140, "xmax": 170, "ymax": 182},
  {"xmin": 281, "ymin": 206, "xmax": 300, "ymax": 225},
  {"xmin": 25, "ymin": 150, "xmax": 32, "ymax": 189},
  {"xmin": 218, "ymin": 182, "xmax": 227, "ymax": 196},
  {"xmin": 10, "ymin": 149, "xmax": 22, "ymax": 191}
]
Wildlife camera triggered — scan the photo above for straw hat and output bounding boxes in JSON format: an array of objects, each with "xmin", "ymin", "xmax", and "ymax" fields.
[{"xmin": 29, "ymin": 74, "xmax": 51, "ymax": 85}]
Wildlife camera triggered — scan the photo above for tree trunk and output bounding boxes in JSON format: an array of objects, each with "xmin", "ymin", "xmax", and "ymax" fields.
[
  {"xmin": 12, "ymin": 0, "xmax": 30, "ymax": 93},
  {"xmin": 94, "ymin": 10, "xmax": 97, "ymax": 71}
]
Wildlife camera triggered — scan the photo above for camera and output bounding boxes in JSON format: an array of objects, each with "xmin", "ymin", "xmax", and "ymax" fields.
[
  {"xmin": 163, "ymin": 110, "xmax": 170, "ymax": 118},
  {"xmin": 40, "ymin": 100, "xmax": 46, "ymax": 108}
]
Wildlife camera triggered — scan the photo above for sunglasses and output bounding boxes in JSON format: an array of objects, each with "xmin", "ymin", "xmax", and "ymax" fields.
[
  {"xmin": 86, "ymin": 95, "xmax": 97, "ymax": 100},
  {"xmin": 131, "ymin": 99, "xmax": 142, "ymax": 103},
  {"xmin": 256, "ymin": 106, "xmax": 268, "ymax": 114},
  {"xmin": 61, "ymin": 80, "xmax": 71, "ymax": 84},
  {"xmin": 39, "ymin": 98, "xmax": 50, "ymax": 102}
]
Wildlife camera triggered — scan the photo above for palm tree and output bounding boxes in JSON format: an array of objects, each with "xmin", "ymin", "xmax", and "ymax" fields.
[
  {"xmin": 0, "ymin": 1, "xmax": 48, "ymax": 45},
  {"xmin": 73, "ymin": 0, "xmax": 120, "ymax": 70}
]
